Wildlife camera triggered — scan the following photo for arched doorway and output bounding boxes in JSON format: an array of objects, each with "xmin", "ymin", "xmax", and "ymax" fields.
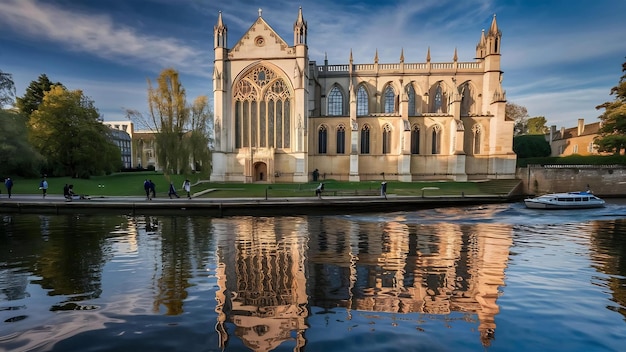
[{"xmin": 254, "ymin": 162, "xmax": 268, "ymax": 182}]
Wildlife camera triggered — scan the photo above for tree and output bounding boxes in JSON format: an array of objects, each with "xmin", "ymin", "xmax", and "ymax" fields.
[
  {"xmin": 513, "ymin": 134, "xmax": 551, "ymax": 158},
  {"xmin": 128, "ymin": 68, "xmax": 212, "ymax": 175},
  {"xmin": 0, "ymin": 69, "xmax": 16, "ymax": 107},
  {"xmin": 17, "ymin": 74, "xmax": 64, "ymax": 117},
  {"xmin": 506, "ymin": 102, "xmax": 530, "ymax": 136},
  {"xmin": 526, "ymin": 116, "xmax": 549, "ymax": 135},
  {"xmin": 0, "ymin": 109, "xmax": 43, "ymax": 177},
  {"xmin": 595, "ymin": 59, "xmax": 626, "ymax": 154},
  {"xmin": 29, "ymin": 86, "xmax": 121, "ymax": 177}
]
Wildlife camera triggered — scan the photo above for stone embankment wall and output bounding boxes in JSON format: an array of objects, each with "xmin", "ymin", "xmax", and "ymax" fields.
[{"xmin": 516, "ymin": 165, "xmax": 626, "ymax": 196}]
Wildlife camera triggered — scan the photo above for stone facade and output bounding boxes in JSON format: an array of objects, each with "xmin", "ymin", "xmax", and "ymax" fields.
[{"xmin": 211, "ymin": 8, "xmax": 516, "ymax": 183}]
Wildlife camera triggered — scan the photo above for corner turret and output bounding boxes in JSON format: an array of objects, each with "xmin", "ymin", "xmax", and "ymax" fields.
[
  {"xmin": 214, "ymin": 11, "xmax": 227, "ymax": 48},
  {"xmin": 293, "ymin": 6, "xmax": 307, "ymax": 45}
]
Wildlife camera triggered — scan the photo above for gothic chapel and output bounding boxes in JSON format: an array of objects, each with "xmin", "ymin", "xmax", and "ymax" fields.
[{"xmin": 210, "ymin": 8, "xmax": 516, "ymax": 183}]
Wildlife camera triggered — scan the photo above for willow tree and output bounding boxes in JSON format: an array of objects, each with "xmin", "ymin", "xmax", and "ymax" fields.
[
  {"xmin": 149, "ymin": 68, "xmax": 189, "ymax": 174},
  {"xmin": 131, "ymin": 68, "xmax": 212, "ymax": 175}
]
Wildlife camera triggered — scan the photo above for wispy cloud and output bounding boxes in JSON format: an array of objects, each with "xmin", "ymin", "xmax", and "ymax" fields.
[{"xmin": 0, "ymin": 0, "xmax": 211, "ymax": 77}]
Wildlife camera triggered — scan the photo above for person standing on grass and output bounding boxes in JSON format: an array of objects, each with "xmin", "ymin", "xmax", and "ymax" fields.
[
  {"xmin": 315, "ymin": 182, "xmax": 324, "ymax": 199},
  {"xmin": 5, "ymin": 177, "xmax": 13, "ymax": 198},
  {"xmin": 39, "ymin": 176, "xmax": 48, "ymax": 198},
  {"xmin": 183, "ymin": 179, "xmax": 191, "ymax": 199}
]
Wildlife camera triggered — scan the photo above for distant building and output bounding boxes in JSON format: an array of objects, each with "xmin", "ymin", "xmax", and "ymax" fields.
[
  {"xmin": 105, "ymin": 120, "xmax": 135, "ymax": 168},
  {"xmin": 133, "ymin": 131, "xmax": 160, "ymax": 170},
  {"xmin": 548, "ymin": 118, "xmax": 602, "ymax": 156}
]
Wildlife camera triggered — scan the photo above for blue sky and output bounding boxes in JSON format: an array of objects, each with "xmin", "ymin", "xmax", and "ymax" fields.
[{"xmin": 1, "ymin": 0, "xmax": 624, "ymax": 129}]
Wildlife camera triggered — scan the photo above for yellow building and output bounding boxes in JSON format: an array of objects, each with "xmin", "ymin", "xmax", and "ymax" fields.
[
  {"xmin": 211, "ymin": 8, "xmax": 516, "ymax": 183},
  {"xmin": 548, "ymin": 118, "xmax": 602, "ymax": 156}
]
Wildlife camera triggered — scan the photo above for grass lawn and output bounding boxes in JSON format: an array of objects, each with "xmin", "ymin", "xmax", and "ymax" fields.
[{"xmin": 2, "ymin": 172, "xmax": 519, "ymax": 198}]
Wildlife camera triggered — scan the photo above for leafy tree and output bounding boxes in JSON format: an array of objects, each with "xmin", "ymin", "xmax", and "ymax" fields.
[
  {"xmin": 0, "ymin": 69, "xmax": 16, "ymax": 107},
  {"xmin": 595, "ymin": 59, "xmax": 626, "ymax": 154},
  {"xmin": 17, "ymin": 74, "xmax": 64, "ymax": 117},
  {"xmin": 128, "ymin": 68, "xmax": 212, "ymax": 175},
  {"xmin": 526, "ymin": 116, "xmax": 549, "ymax": 135},
  {"xmin": 506, "ymin": 102, "xmax": 530, "ymax": 136},
  {"xmin": 0, "ymin": 109, "xmax": 43, "ymax": 177},
  {"xmin": 29, "ymin": 86, "xmax": 121, "ymax": 177},
  {"xmin": 513, "ymin": 134, "xmax": 551, "ymax": 158}
]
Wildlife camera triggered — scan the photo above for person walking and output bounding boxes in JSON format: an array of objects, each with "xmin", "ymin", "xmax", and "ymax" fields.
[
  {"xmin": 4, "ymin": 177, "xmax": 13, "ymax": 198},
  {"xmin": 143, "ymin": 179, "xmax": 151, "ymax": 200},
  {"xmin": 168, "ymin": 182, "xmax": 180, "ymax": 199},
  {"xmin": 315, "ymin": 182, "xmax": 324, "ymax": 199},
  {"xmin": 182, "ymin": 179, "xmax": 191, "ymax": 199},
  {"xmin": 39, "ymin": 176, "xmax": 48, "ymax": 198}
]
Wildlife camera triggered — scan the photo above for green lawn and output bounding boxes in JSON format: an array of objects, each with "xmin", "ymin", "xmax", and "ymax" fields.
[{"xmin": 3, "ymin": 172, "xmax": 520, "ymax": 198}]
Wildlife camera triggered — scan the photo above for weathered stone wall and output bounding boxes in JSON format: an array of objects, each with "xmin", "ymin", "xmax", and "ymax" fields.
[{"xmin": 516, "ymin": 165, "xmax": 626, "ymax": 196}]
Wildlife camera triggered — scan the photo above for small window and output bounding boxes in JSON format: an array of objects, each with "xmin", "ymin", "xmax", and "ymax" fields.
[
  {"xmin": 336, "ymin": 125, "xmax": 346, "ymax": 154},
  {"xmin": 361, "ymin": 125, "xmax": 370, "ymax": 154},
  {"xmin": 318, "ymin": 125, "xmax": 327, "ymax": 154},
  {"xmin": 382, "ymin": 124, "xmax": 391, "ymax": 154}
]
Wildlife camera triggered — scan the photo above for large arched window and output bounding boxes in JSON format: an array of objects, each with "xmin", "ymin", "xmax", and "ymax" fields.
[
  {"xmin": 382, "ymin": 124, "xmax": 391, "ymax": 154},
  {"xmin": 407, "ymin": 84, "xmax": 417, "ymax": 116},
  {"xmin": 384, "ymin": 85, "xmax": 395, "ymax": 113},
  {"xmin": 431, "ymin": 125, "xmax": 441, "ymax": 154},
  {"xmin": 411, "ymin": 125, "xmax": 420, "ymax": 154},
  {"xmin": 357, "ymin": 85, "xmax": 369, "ymax": 116},
  {"xmin": 234, "ymin": 65, "xmax": 291, "ymax": 149},
  {"xmin": 336, "ymin": 124, "xmax": 346, "ymax": 154},
  {"xmin": 472, "ymin": 124, "xmax": 482, "ymax": 154},
  {"xmin": 360, "ymin": 124, "xmax": 370, "ymax": 154},
  {"xmin": 318, "ymin": 125, "xmax": 328, "ymax": 154},
  {"xmin": 328, "ymin": 86, "xmax": 343, "ymax": 116}
]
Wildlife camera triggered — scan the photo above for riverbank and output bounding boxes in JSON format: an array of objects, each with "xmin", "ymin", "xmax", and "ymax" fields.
[{"xmin": 0, "ymin": 193, "xmax": 516, "ymax": 217}]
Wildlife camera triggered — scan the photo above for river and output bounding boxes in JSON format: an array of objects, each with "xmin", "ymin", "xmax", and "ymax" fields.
[{"xmin": 1, "ymin": 200, "xmax": 626, "ymax": 351}]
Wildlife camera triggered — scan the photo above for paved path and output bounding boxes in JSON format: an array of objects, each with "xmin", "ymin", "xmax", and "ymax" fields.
[{"xmin": 0, "ymin": 193, "xmax": 515, "ymax": 216}]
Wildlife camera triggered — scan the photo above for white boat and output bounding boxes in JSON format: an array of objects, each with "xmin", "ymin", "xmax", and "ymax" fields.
[{"xmin": 524, "ymin": 191, "xmax": 605, "ymax": 209}]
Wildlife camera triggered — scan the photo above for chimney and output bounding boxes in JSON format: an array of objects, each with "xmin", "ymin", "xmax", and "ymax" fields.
[
  {"xmin": 560, "ymin": 126, "xmax": 565, "ymax": 139},
  {"xmin": 577, "ymin": 118, "xmax": 584, "ymax": 136},
  {"xmin": 550, "ymin": 125, "xmax": 556, "ymax": 144}
]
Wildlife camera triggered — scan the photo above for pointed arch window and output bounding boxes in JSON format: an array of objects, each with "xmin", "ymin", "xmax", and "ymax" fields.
[
  {"xmin": 234, "ymin": 66, "xmax": 291, "ymax": 149},
  {"xmin": 357, "ymin": 85, "xmax": 369, "ymax": 116},
  {"xmin": 431, "ymin": 125, "xmax": 441, "ymax": 155},
  {"xmin": 411, "ymin": 125, "xmax": 420, "ymax": 154},
  {"xmin": 472, "ymin": 124, "xmax": 482, "ymax": 154},
  {"xmin": 328, "ymin": 86, "xmax": 343, "ymax": 116},
  {"xmin": 318, "ymin": 125, "xmax": 328, "ymax": 154},
  {"xmin": 382, "ymin": 124, "xmax": 391, "ymax": 154},
  {"xmin": 434, "ymin": 83, "xmax": 443, "ymax": 113},
  {"xmin": 336, "ymin": 124, "xmax": 346, "ymax": 154},
  {"xmin": 360, "ymin": 124, "xmax": 370, "ymax": 154},
  {"xmin": 384, "ymin": 86, "xmax": 395, "ymax": 113},
  {"xmin": 407, "ymin": 84, "xmax": 417, "ymax": 116}
]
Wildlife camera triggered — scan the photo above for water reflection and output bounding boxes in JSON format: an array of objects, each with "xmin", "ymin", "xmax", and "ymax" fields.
[{"xmin": 2, "ymin": 206, "xmax": 626, "ymax": 351}]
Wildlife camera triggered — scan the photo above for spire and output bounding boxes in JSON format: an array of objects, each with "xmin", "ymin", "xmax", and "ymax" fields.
[
  {"xmin": 214, "ymin": 11, "xmax": 227, "ymax": 48},
  {"xmin": 488, "ymin": 14, "xmax": 499, "ymax": 36},
  {"xmin": 349, "ymin": 49, "xmax": 353, "ymax": 64},
  {"xmin": 293, "ymin": 6, "xmax": 307, "ymax": 45},
  {"xmin": 426, "ymin": 47, "xmax": 431, "ymax": 62},
  {"xmin": 374, "ymin": 49, "xmax": 378, "ymax": 64},
  {"xmin": 258, "ymin": 8, "xmax": 262, "ymax": 17},
  {"xmin": 400, "ymin": 48, "xmax": 404, "ymax": 63},
  {"xmin": 453, "ymin": 47, "xmax": 458, "ymax": 62}
]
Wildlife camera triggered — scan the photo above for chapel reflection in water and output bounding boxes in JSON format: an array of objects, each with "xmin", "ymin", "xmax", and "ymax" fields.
[{"xmin": 211, "ymin": 215, "xmax": 512, "ymax": 350}]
